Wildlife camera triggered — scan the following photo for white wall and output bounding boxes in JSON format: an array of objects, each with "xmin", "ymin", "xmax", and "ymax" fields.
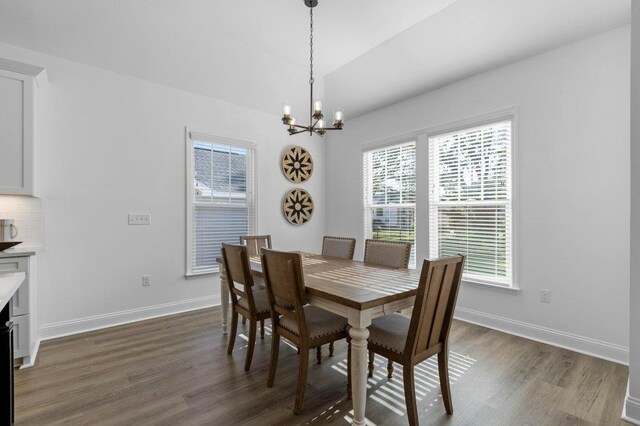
[
  {"xmin": 326, "ymin": 27, "xmax": 630, "ymax": 363},
  {"xmin": 626, "ymin": 2, "xmax": 640, "ymax": 423},
  {"xmin": 0, "ymin": 41, "xmax": 326, "ymax": 339}
]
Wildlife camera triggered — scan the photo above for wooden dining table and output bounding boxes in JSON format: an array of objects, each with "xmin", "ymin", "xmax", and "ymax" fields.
[{"xmin": 216, "ymin": 252, "xmax": 421, "ymax": 425}]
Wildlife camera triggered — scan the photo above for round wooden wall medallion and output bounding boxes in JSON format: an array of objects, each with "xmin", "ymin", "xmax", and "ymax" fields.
[
  {"xmin": 283, "ymin": 189, "xmax": 314, "ymax": 225},
  {"xmin": 281, "ymin": 146, "xmax": 313, "ymax": 183}
]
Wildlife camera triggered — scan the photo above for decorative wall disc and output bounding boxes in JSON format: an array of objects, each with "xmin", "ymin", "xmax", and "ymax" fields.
[
  {"xmin": 281, "ymin": 146, "xmax": 313, "ymax": 183},
  {"xmin": 283, "ymin": 189, "xmax": 314, "ymax": 225}
]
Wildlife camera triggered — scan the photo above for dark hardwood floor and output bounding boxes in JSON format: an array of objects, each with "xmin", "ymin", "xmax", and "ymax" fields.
[{"xmin": 15, "ymin": 306, "xmax": 629, "ymax": 425}]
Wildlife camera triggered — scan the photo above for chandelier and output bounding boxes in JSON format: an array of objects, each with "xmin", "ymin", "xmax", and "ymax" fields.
[{"xmin": 281, "ymin": 0, "xmax": 344, "ymax": 137}]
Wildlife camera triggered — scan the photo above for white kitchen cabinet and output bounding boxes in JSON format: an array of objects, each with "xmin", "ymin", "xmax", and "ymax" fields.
[
  {"xmin": 0, "ymin": 253, "xmax": 36, "ymax": 364},
  {"xmin": 0, "ymin": 68, "xmax": 35, "ymax": 196}
]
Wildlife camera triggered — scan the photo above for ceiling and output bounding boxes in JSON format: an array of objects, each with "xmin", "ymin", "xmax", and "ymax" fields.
[{"xmin": 0, "ymin": 0, "xmax": 630, "ymax": 119}]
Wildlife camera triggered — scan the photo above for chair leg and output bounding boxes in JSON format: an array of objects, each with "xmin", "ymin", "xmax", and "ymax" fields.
[
  {"xmin": 329, "ymin": 341, "xmax": 335, "ymax": 357},
  {"xmin": 267, "ymin": 331, "xmax": 280, "ymax": 387},
  {"xmin": 387, "ymin": 359, "xmax": 394, "ymax": 379},
  {"xmin": 438, "ymin": 351, "xmax": 453, "ymax": 414},
  {"xmin": 368, "ymin": 351, "xmax": 374, "ymax": 378},
  {"xmin": 227, "ymin": 311, "xmax": 238, "ymax": 355},
  {"xmin": 403, "ymin": 366, "xmax": 419, "ymax": 426},
  {"xmin": 347, "ymin": 337, "xmax": 352, "ymax": 400},
  {"xmin": 316, "ymin": 346, "xmax": 322, "ymax": 365},
  {"xmin": 294, "ymin": 346, "xmax": 309, "ymax": 415},
  {"xmin": 260, "ymin": 319, "xmax": 265, "ymax": 340},
  {"xmin": 244, "ymin": 318, "xmax": 257, "ymax": 372}
]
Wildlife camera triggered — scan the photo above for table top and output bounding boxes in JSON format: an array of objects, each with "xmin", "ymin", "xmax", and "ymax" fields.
[{"xmin": 220, "ymin": 253, "xmax": 421, "ymax": 311}]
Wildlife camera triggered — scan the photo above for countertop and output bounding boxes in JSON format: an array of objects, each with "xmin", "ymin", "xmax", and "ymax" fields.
[
  {"xmin": 0, "ymin": 272, "xmax": 25, "ymax": 310},
  {"xmin": 0, "ymin": 247, "xmax": 39, "ymax": 258}
]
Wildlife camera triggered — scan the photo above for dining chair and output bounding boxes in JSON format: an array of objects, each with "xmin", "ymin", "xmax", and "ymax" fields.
[
  {"xmin": 221, "ymin": 243, "xmax": 271, "ymax": 372},
  {"xmin": 239, "ymin": 235, "xmax": 272, "ymax": 325},
  {"xmin": 261, "ymin": 248, "xmax": 350, "ymax": 415},
  {"xmin": 366, "ymin": 255, "xmax": 465, "ymax": 426},
  {"xmin": 322, "ymin": 236, "xmax": 356, "ymax": 260},
  {"xmin": 240, "ymin": 235, "xmax": 272, "ymax": 257},
  {"xmin": 364, "ymin": 239, "xmax": 412, "ymax": 269},
  {"xmin": 315, "ymin": 236, "xmax": 356, "ymax": 364}
]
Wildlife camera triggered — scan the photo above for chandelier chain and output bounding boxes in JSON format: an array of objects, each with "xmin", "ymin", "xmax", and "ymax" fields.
[{"xmin": 309, "ymin": 7, "xmax": 314, "ymax": 85}]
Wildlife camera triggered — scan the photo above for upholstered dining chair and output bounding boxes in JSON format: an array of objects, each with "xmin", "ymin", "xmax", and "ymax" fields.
[
  {"xmin": 322, "ymin": 236, "xmax": 356, "ymax": 260},
  {"xmin": 240, "ymin": 235, "xmax": 272, "ymax": 257},
  {"xmin": 221, "ymin": 243, "xmax": 271, "ymax": 372},
  {"xmin": 367, "ymin": 255, "xmax": 465, "ymax": 426},
  {"xmin": 364, "ymin": 239, "xmax": 412, "ymax": 269},
  {"xmin": 261, "ymin": 249, "xmax": 350, "ymax": 415},
  {"xmin": 315, "ymin": 236, "xmax": 356, "ymax": 364},
  {"xmin": 239, "ymin": 235, "xmax": 272, "ymax": 325}
]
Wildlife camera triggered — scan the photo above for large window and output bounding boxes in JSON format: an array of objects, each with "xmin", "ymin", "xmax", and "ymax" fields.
[
  {"xmin": 428, "ymin": 120, "xmax": 513, "ymax": 286},
  {"xmin": 187, "ymin": 131, "xmax": 255, "ymax": 275},
  {"xmin": 363, "ymin": 142, "xmax": 416, "ymax": 268}
]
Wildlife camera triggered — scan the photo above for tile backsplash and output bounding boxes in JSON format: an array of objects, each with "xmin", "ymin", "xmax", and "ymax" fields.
[{"xmin": 0, "ymin": 196, "xmax": 43, "ymax": 247}]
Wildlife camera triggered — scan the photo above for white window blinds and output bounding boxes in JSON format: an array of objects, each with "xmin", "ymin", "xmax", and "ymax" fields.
[
  {"xmin": 188, "ymin": 137, "xmax": 255, "ymax": 274},
  {"xmin": 428, "ymin": 120, "xmax": 513, "ymax": 286},
  {"xmin": 363, "ymin": 142, "xmax": 416, "ymax": 268}
]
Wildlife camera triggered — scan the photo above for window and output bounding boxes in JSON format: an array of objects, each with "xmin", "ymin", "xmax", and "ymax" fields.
[
  {"xmin": 187, "ymin": 131, "xmax": 255, "ymax": 275},
  {"xmin": 428, "ymin": 120, "xmax": 513, "ymax": 286},
  {"xmin": 363, "ymin": 142, "xmax": 416, "ymax": 268}
]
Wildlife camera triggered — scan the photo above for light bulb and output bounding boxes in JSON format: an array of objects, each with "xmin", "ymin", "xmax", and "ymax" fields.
[
  {"xmin": 289, "ymin": 117, "xmax": 296, "ymax": 127},
  {"xmin": 334, "ymin": 109, "xmax": 344, "ymax": 123},
  {"xmin": 282, "ymin": 104, "xmax": 292, "ymax": 117},
  {"xmin": 313, "ymin": 100, "xmax": 323, "ymax": 114},
  {"xmin": 317, "ymin": 118, "xmax": 325, "ymax": 129}
]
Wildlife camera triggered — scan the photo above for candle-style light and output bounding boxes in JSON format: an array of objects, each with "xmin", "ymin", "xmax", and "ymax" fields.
[{"xmin": 281, "ymin": 0, "xmax": 344, "ymax": 137}]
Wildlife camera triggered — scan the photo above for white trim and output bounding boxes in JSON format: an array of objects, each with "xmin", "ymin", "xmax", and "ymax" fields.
[
  {"xmin": 454, "ymin": 307, "xmax": 629, "ymax": 365},
  {"xmin": 426, "ymin": 108, "xmax": 519, "ymax": 289},
  {"xmin": 39, "ymin": 295, "xmax": 219, "ymax": 341},
  {"xmin": 624, "ymin": 382, "xmax": 640, "ymax": 425},
  {"xmin": 19, "ymin": 338, "xmax": 40, "ymax": 369},
  {"xmin": 185, "ymin": 127, "xmax": 257, "ymax": 276}
]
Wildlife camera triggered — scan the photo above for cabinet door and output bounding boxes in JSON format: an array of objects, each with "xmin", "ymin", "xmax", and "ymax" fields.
[
  {"xmin": 0, "ymin": 69, "xmax": 35, "ymax": 195},
  {"xmin": 12, "ymin": 314, "xmax": 29, "ymax": 359}
]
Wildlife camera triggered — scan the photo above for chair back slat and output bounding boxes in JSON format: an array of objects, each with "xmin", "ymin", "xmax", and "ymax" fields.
[
  {"xmin": 364, "ymin": 239, "xmax": 412, "ymax": 269},
  {"xmin": 406, "ymin": 256, "xmax": 465, "ymax": 357},
  {"xmin": 261, "ymin": 249, "xmax": 308, "ymax": 338},
  {"xmin": 322, "ymin": 236, "xmax": 356, "ymax": 260},
  {"xmin": 221, "ymin": 243, "xmax": 256, "ymax": 309},
  {"xmin": 240, "ymin": 235, "xmax": 272, "ymax": 257}
]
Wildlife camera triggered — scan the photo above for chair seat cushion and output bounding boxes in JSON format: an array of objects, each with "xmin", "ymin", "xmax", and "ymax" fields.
[
  {"xmin": 280, "ymin": 305, "xmax": 348, "ymax": 339},
  {"xmin": 238, "ymin": 289, "xmax": 270, "ymax": 314},
  {"xmin": 368, "ymin": 313, "xmax": 410, "ymax": 354}
]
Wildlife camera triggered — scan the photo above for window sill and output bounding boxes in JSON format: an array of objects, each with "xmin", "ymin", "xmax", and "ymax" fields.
[
  {"xmin": 462, "ymin": 279, "xmax": 521, "ymax": 294},
  {"xmin": 186, "ymin": 270, "xmax": 220, "ymax": 279}
]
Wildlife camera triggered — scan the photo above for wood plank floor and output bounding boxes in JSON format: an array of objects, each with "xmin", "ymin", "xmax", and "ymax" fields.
[{"xmin": 15, "ymin": 307, "xmax": 629, "ymax": 425}]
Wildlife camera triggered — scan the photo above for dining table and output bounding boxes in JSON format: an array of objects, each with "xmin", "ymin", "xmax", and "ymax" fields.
[{"xmin": 216, "ymin": 252, "xmax": 421, "ymax": 425}]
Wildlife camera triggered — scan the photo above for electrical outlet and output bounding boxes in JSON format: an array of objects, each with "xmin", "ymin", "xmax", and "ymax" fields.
[
  {"xmin": 128, "ymin": 214, "xmax": 151, "ymax": 225},
  {"xmin": 540, "ymin": 289, "xmax": 551, "ymax": 303},
  {"xmin": 142, "ymin": 275, "xmax": 151, "ymax": 287}
]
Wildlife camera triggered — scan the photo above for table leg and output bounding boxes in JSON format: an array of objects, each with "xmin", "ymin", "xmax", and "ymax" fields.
[
  {"xmin": 348, "ymin": 310, "xmax": 371, "ymax": 426},
  {"xmin": 219, "ymin": 263, "xmax": 229, "ymax": 335}
]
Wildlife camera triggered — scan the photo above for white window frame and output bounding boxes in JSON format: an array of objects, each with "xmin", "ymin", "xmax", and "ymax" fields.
[
  {"xmin": 362, "ymin": 139, "xmax": 417, "ymax": 268},
  {"xmin": 425, "ymin": 110, "xmax": 518, "ymax": 290},
  {"xmin": 359, "ymin": 107, "xmax": 519, "ymax": 292},
  {"xmin": 186, "ymin": 129, "xmax": 257, "ymax": 276}
]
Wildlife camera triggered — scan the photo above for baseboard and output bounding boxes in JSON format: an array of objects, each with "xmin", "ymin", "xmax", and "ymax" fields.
[
  {"xmin": 623, "ymin": 381, "xmax": 640, "ymax": 425},
  {"xmin": 454, "ymin": 307, "xmax": 629, "ymax": 365},
  {"xmin": 40, "ymin": 295, "xmax": 219, "ymax": 341}
]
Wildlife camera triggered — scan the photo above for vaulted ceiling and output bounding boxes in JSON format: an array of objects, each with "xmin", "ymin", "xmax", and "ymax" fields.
[{"xmin": 0, "ymin": 0, "xmax": 630, "ymax": 119}]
